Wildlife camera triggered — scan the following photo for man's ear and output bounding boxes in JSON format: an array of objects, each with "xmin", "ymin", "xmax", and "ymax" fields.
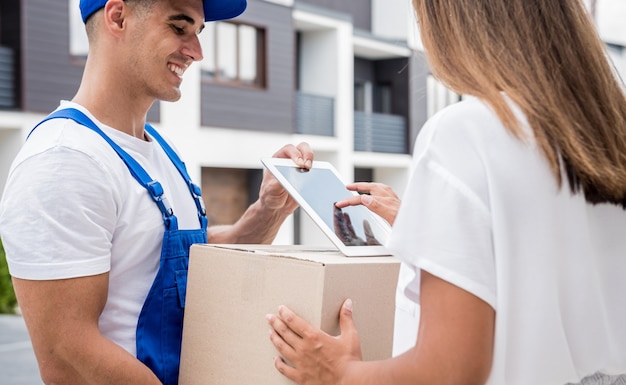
[{"xmin": 103, "ymin": 0, "xmax": 127, "ymax": 34}]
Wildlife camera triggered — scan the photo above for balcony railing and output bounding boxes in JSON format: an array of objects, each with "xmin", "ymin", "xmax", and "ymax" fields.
[
  {"xmin": 354, "ymin": 111, "xmax": 407, "ymax": 154},
  {"xmin": 0, "ymin": 46, "xmax": 14, "ymax": 109},
  {"xmin": 296, "ymin": 92, "xmax": 334, "ymax": 136}
]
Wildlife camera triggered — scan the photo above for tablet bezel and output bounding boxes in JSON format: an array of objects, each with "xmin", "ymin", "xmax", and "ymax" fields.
[{"xmin": 261, "ymin": 158, "xmax": 391, "ymax": 257}]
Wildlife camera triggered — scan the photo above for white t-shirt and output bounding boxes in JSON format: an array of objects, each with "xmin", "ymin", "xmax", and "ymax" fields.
[
  {"xmin": 388, "ymin": 96, "xmax": 626, "ymax": 384},
  {"xmin": 0, "ymin": 101, "xmax": 201, "ymax": 356}
]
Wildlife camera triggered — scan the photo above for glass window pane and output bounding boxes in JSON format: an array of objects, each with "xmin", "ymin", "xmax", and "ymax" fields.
[
  {"xmin": 354, "ymin": 82, "xmax": 366, "ymax": 111},
  {"xmin": 373, "ymin": 84, "xmax": 392, "ymax": 114},
  {"xmin": 199, "ymin": 23, "xmax": 215, "ymax": 77},
  {"xmin": 239, "ymin": 25, "xmax": 257, "ymax": 85},
  {"xmin": 217, "ymin": 22, "xmax": 237, "ymax": 81}
]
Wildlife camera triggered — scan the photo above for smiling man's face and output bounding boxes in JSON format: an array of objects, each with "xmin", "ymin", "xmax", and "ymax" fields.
[{"xmin": 123, "ymin": 0, "xmax": 205, "ymax": 102}]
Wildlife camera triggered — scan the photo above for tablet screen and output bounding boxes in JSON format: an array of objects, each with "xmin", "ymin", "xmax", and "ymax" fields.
[{"xmin": 262, "ymin": 158, "xmax": 391, "ymax": 256}]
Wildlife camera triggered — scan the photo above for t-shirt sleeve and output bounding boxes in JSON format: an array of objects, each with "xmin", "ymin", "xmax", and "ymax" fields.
[
  {"xmin": 0, "ymin": 146, "xmax": 118, "ymax": 280},
  {"xmin": 388, "ymin": 113, "xmax": 497, "ymax": 310}
]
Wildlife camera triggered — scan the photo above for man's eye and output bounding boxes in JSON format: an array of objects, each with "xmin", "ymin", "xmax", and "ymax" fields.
[{"xmin": 172, "ymin": 25, "xmax": 185, "ymax": 34}]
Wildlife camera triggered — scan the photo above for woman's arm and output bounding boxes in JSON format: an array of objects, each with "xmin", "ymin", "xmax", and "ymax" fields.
[{"xmin": 267, "ymin": 270, "xmax": 495, "ymax": 385}]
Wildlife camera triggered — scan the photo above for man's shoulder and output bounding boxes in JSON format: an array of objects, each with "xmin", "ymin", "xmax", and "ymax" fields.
[{"xmin": 18, "ymin": 115, "xmax": 119, "ymax": 167}]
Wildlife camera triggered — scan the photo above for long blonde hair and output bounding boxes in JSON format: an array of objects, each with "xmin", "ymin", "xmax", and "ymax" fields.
[{"xmin": 413, "ymin": 0, "xmax": 626, "ymax": 207}]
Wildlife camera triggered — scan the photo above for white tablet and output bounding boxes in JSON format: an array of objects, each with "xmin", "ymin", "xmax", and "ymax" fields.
[{"xmin": 261, "ymin": 158, "xmax": 392, "ymax": 256}]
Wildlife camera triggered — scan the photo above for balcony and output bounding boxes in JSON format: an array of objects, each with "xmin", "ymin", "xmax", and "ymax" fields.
[
  {"xmin": 0, "ymin": 47, "xmax": 15, "ymax": 109},
  {"xmin": 296, "ymin": 92, "xmax": 334, "ymax": 136},
  {"xmin": 354, "ymin": 111, "xmax": 407, "ymax": 154}
]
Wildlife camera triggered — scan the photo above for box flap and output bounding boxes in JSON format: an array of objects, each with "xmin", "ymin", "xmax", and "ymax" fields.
[{"xmin": 195, "ymin": 244, "xmax": 399, "ymax": 266}]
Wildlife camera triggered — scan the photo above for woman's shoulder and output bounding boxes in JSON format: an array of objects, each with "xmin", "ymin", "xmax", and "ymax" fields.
[
  {"xmin": 417, "ymin": 95, "xmax": 529, "ymax": 157},
  {"xmin": 430, "ymin": 97, "xmax": 503, "ymax": 134}
]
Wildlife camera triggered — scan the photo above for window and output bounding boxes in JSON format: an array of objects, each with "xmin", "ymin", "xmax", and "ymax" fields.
[
  {"xmin": 373, "ymin": 83, "xmax": 392, "ymax": 114},
  {"xmin": 200, "ymin": 22, "xmax": 266, "ymax": 88},
  {"xmin": 200, "ymin": 167, "xmax": 262, "ymax": 226},
  {"xmin": 354, "ymin": 81, "xmax": 392, "ymax": 114},
  {"xmin": 354, "ymin": 80, "xmax": 370, "ymax": 112}
]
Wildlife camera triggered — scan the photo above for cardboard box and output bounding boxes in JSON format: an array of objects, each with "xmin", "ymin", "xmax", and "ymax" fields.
[{"xmin": 179, "ymin": 244, "xmax": 400, "ymax": 385}]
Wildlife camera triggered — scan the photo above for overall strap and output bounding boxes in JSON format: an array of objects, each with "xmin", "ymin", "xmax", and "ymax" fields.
[
  {"xmin": 145, "ymin": 125, "xmax": 207, "ymax": 229},
  {"xmin": 29, "ymin": 108, "xmax": 178, "ymax": 230}
]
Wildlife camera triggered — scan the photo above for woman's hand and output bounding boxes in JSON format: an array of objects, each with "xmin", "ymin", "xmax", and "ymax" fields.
[
  {"xmin": 335, "ymin": 182, "xmax": 401, "ymax": 225},
  {"xmin": 266, "ymin": 299, "xmax": 362, "ymax": 385}
]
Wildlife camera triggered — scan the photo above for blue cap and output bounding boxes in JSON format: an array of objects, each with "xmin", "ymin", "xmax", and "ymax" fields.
[{"xmin": 80, "ymin": 0, "xmax": 247, "ymax": 23}]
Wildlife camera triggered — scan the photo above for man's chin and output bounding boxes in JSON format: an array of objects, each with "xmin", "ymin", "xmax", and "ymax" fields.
[{"xmin": 159, "ymin": 91, "xmax": 182, "ymax": 103}]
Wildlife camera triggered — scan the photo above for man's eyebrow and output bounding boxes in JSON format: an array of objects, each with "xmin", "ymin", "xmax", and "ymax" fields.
[{"xmin": 168, "ymin": 14, "xmax": 206, "ymax": 33}]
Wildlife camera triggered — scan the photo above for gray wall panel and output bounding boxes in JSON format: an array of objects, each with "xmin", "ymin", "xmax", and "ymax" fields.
[
  {"xmin": 375, "ymin": 58, "xmax": 409, "ymax": 116},
  {"xmin": 1, "ymin": 1, "xmax": 21, "ymax": 109},
  {"xmin": 23, "ymin": 0, "xmax": 82, "ymax": 113},
  {"xmin": 201, "ymin": 0, "xmax": 295, "ymax": 134},
  {"xmin": 408, "ymin": 51, "xmax": 429, "ymax": 153},
  {"xmin": 375, "ymin": 58, "xmax": 410, "ymax": 153},
  {"xmin": 296, "ymin": 0, "xmax": 371, "ymax": 31},
  {"xmin": 354, "ymin": 58, "xmax": 375, "ymax": 82}
]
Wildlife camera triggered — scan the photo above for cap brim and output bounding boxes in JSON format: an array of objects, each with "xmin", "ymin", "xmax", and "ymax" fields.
[{"xmin": 204, "ymin": 0, "xmax": 247, "ymax": 22}]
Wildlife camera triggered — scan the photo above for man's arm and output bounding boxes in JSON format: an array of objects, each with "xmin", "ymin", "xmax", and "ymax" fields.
[
  {"xmin": 13, "ymin": 274, "xmax": 162, "ymax": 385},
  {"xmin": 208, "ymin": 142, "xmax": 313, "ymax": 245}
]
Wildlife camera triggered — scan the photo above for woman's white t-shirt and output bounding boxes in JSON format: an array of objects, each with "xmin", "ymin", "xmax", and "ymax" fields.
[
  {"xmin": 388, "ymin": 96, "xmax": 626, "ymax": 384},
  {"xmin": 0, "ymin": 101, "xmax": 201, "ymax": 356}
]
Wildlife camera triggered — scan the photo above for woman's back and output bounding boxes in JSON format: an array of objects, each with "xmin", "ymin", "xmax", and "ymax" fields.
[{"xmin": 390, "ymin": 96, "xmax": 626, "ymax": 384}]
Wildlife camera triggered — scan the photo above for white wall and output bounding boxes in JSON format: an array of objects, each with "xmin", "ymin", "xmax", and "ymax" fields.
[
  {"xmin": 261, "ymin": 0, "xmax": 293, "ymax": 7},
  {"xmin": 596, "ymin": 0, "xmax": 626, "ymax": 46},
  {"xmin": 0, "ymin": 129, "xmax": 21, "ymax": 196},
  {"xmin": 371, "ymin": 0, "xmax": 411, "ymax": 41},
  {"xmin": 299, "ymin": 31, "xmax": 339, "ymax": 98},
  {"xmin": 0, "ymin": 112, "xmax": 46, "ymax": 198},
  {"xmin": 607, "ymin": 47, "xmax": 626, "ymax": 85}
]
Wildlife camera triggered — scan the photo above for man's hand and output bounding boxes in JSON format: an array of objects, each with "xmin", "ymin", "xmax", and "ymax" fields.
[
  {"xmin": 209, "ymin": 142, "xmax": 313, "ymax": 245},
  {"xmin": 259, "ymin": 142, "xmax": 314, "ymax": 213},
  {"xmin": 266, "ymin": 299, "xmax": 362, "ymax": 385}
]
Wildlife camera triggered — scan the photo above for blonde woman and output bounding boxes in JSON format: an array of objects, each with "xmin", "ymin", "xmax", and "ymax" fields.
[{"xmin": 266, "ymin": 0, "xmax": 626, "ymax": 384}]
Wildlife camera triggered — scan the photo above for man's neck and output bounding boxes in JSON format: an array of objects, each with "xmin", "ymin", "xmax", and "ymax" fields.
[
  {"xmin": 72, "ymin": 93, "xmax": 153, "ymax": 141},
  {"xmin": 72, "ymin": 61, "xmax": 154, "ymax": 140}
]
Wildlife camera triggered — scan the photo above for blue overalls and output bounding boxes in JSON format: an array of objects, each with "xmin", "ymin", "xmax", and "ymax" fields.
[{"xmin": 31, "ymin": 108, "xmax": 208, "ymax": 385}]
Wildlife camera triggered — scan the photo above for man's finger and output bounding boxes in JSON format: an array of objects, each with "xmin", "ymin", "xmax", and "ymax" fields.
[
  {"xmin": 296, "ymin": 142, "xmax": 314, "ymax": 169},
  {"xmin": 272, "ymin": 142, "xmax": 313, "ymax": 169}
]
